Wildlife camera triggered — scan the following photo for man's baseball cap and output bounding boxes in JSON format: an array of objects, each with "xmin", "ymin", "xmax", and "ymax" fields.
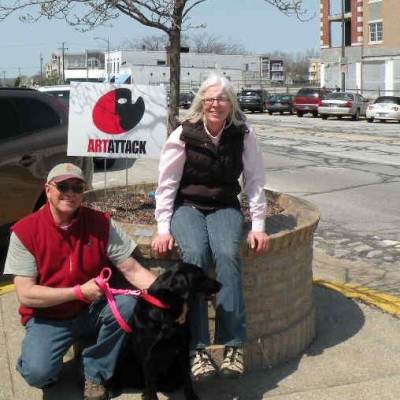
[{"xmin": 47, "ymin": 163, "xmax": 85, "ymax": 183}]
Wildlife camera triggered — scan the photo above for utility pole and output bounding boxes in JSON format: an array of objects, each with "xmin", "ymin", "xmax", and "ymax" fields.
[
  {"xmin": 94, "ymin": 36, "xmax": 110, "ymax": 81},
  {"xmin": 58, "ymin": 42, "xmax": 69, "ymax": 84},
  {"xmin": 40, "ymin": 53, "xmax": 43, "ymax": 85},
  {"xmin": 340, "ymin": 0, "xmax": 346, "ymax": 92},
  {"xmin": 2, "ymin": 70, "xmax": 6, "ymax": 86}
]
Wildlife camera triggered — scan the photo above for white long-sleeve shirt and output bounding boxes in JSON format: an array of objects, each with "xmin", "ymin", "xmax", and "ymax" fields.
[{"xmin": 155, "ymin": 122, "xmax": 267, "ymax": 234}]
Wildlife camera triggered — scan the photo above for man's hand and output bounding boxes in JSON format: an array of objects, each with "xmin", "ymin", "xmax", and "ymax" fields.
[
  {"xmin": 80, "ymin": 278, "xmax": 104, "ymax": 302},
  {"xmin": 151, "ymin": 233, "xmax": 175, "ymax": 256},
  {"xmin": 247, "ymin": 231, "xmax": 269, "ymax": 254}
]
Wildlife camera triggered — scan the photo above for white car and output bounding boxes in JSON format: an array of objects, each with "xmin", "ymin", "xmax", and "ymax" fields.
[
  {"xmin": 37, "ymin": 85, "xmax": 71, "ymax": 106},
  {"xmin": 318, "ymin": 92, "xmax": 368, "ymax": 120},
  {"xmin": 366, "ymin": 96, "xmax": 400, "ymax": 123}
]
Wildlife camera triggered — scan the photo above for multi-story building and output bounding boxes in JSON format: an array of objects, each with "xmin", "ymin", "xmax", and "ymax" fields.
[
  {"xmin": 45, "ymin": 51, "xmax": 105, "ymax": 83},
  {"xmin": 320, "ymin": 0, "xmax": 400, "ymax": 96},
  {"xmin": 308, "ymin": 58, "xmax": 321, "ymax": 85}
]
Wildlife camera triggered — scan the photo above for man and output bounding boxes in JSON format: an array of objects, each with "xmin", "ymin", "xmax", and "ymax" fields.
[{"xmin": 4, "ymin": 163, "xmax": 156, "ymax": 400}]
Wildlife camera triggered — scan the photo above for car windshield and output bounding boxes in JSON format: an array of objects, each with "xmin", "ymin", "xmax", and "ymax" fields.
[
  {"xmin": 323, "ymin": 93, "xmax": 353, "ymax": 100},
  {"xmin": 375, "ymin": 96, "xmax": 400, "ymax": 105},
  {"xmin": 297, "ymin": 88, "xmax": 318, "ymax": 96},
  {"xmin": 270, "ymin": 95, "xmax": 291, "ymax": 101},
  {"xmin": 240, "ymin": 91, "xmax": 261, "ymax": 97}
]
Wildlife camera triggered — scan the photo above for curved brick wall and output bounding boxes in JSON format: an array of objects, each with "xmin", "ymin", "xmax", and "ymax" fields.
[{"xmin": 85, "ymin": 184, "xmax": 320, "ymax": 371}]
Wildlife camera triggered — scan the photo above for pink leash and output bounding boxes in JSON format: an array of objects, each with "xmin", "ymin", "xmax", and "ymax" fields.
[{"xmin": 94, "ymin": 268, "xmax": 170, "ymax": 333}]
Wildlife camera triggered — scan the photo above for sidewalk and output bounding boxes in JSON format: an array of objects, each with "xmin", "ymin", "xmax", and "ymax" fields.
[{"xmin": 1, "ymin": 160, "xmax": 400, "ymax": 399}]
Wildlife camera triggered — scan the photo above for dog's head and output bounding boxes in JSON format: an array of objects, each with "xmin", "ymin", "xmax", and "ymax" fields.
[{"xmin": 148, "ymin": 262, "xmax": 221, "ymax": 320}]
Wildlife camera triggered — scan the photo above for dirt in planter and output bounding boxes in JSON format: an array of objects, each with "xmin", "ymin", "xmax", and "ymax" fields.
[{"xmin": 84, "ymin": 192, "xmax": 284, "ymax": 225}]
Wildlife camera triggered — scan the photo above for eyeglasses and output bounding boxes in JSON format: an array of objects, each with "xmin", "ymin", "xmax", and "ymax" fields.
[
  {"xmin": 50, "ymin": 181, "xmax": 85, "ymax": 194},
  {"xmin": 203, "ymin": 97, "xmax": 230, "ymax": 105}
]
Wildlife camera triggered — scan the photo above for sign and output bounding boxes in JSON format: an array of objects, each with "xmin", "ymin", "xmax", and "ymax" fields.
[{"xmin": 67, "ymin": 82, "xmax": 167, "ymax": 159}]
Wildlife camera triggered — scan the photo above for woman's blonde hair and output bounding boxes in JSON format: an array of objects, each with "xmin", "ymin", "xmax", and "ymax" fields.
[{"xmin": 180, "ymin": 73, "xmax": 246, "ymax": 126}]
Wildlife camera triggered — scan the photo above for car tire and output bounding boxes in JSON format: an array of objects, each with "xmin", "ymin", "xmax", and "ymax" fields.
[
  {"xmin": 312, "ymin": 111, "xmax": 318, "ymax": 118},
  {"xmin": 367, "ymin": 118, "xmax": 374, "ymax": 123},
  {"xmin": 352, "ymin": 109, "xmax": 360, "ymax": 121},
  {"xmin": 268, "ymin": 111, "xmax": 273, "ymax": 115},
  {"xmin": 296, "ymin": 111, "xmax": 304, "ymax": 118},
  {"xmin": 93, "ymin": 158, "xmax": 116, "ymax": 169},
  {"xmin": 321, "ymin": 115, "xmax": 328, "ymax": 120}
]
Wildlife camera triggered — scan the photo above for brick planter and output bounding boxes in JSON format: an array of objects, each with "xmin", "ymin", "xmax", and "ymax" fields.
[{"xmin": 85, "ymin": 183, "xmax": 320, "ymax": 371}]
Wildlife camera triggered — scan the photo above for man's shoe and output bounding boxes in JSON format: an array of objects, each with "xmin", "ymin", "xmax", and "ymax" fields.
[
  {"xmin": 84, "ymin": 378, "xmax": 108, "ymax": 400},
  {"xmin": 190, "ymin": 349, "xmax": 217, "ymax": 381},
  {"xmin": 220, "ymin": 346, "xmax": 244, "ymax": 377}
]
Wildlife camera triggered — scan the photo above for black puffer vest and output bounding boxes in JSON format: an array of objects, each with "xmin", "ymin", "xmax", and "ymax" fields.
[{"xmin": 175, "ymin": 120, "xmax": 248, "ymax": 211}]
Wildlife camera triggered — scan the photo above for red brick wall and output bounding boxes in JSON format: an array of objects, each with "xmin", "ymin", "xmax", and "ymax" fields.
[{"xmin": 321, "ymin": 0, "xmax": 331, "ymax": 48}]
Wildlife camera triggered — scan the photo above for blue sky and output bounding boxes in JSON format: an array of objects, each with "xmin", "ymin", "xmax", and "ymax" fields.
[{"xmin": 0, "ymin": 0, "xmax": 320, "ymax": 79}]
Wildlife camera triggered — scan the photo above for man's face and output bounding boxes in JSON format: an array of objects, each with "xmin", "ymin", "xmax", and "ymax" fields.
[{"xmin": 45, "ymin": 178, "xmax": 85, "ymax": 217}]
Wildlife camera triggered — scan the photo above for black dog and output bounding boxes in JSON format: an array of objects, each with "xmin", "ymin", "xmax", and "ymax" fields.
[{"xmin": 109, "ymin": 262, "xmax": 222, "ymax": 400}]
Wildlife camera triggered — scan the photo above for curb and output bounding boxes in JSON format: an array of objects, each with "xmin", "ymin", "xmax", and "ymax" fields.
[
  {"xmin": 314, "ymin": 279, "xmax": 400, "ymax": 317},
  {"xmin": 0, "ymin": 282, "xmax": 15, "ymax": 296}
]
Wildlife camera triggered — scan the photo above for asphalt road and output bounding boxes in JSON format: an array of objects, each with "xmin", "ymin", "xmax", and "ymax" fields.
[
  {"xmin": 249, "ymin": 113, "xmax": 400, "ymax": 268},
  {"xmin": 2, "ymin": 113, "xmax": 399, "ymax": 276}
]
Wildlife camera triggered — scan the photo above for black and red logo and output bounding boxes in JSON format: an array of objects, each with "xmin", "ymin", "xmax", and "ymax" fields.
[{"xmin": 92, "ymin": 88, "xmax": 145, "ymax": 134}]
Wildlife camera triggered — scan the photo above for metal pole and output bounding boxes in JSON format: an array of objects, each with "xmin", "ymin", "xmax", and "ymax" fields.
[
  {"xmin": 341, "ymin": 0, "xmax": 346, "ymax": 92},
  {"xmin": 40, "ymin": 54, "xmax": 43, "ymax": 85}
]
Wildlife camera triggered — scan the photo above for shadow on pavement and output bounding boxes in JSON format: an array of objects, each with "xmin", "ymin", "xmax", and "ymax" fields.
[{"xmin": 39, "ymin": 286, "xmax": 365, "ymax": 400}]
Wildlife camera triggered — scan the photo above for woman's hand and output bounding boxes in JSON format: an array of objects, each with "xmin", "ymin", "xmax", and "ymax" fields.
[
  {"xmin": 151, "ymin": 233, "xmax": 175, "ymax": 256},
  {"xmin": 247, "ymin": 231, "xmax": 269, "ymax": 254}
]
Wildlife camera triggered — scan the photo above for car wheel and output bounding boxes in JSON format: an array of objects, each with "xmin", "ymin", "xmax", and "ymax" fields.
[
  {"xmin": 312, "ymin": 111, "xmax": 318, "ymax": 118},
  {"xmin": 321, "ymin": 115, "xmax": 328, "ymax": 120},
  {"xmin": 352, "ymin": 109, "xmax": 360, "ymax": 121},
  {"xmin": 93, "ymin": 158, "xmax": 116, "ymax": 169},
  {"xmin": 367, "ymin": 118, "xmax": 374, "ymax": 123},
  {"xmin": 268, "ymin": 111, "xmax": 273, "ymax": 115},
  {"xmin": 279, "ymin": 111, "xmax": 284, "ymax": 115},
  {"xmin": 296, "ymin": 111, "xmax": 303, "ymax": 118}
]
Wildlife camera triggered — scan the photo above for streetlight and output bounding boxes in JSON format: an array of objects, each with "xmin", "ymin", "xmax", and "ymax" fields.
[
  {"xmin": 94, "ymin": 36, "xmax": 110, "ymax": 82},
  {"xmin": 340, "ymin": 0, "xmax": 346, "ymax": 91}
]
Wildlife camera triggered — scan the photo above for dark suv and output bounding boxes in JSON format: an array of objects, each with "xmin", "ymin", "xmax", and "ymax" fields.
[
  {"xmin": 0, "ymin": 88, "xmax": 92, "ymax": 242},
  {"xmin": 293, "ymin": 87, "xmax": 331, "ymax": 117},
  {"xmin": 238, "ymin": 89, "xmax": 269, "ymax": 113}
]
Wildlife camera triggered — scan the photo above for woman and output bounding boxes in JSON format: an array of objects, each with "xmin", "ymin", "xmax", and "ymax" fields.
[{"xmin": 152, "ymin": 74, "xmax": 269, "ymax": 380}]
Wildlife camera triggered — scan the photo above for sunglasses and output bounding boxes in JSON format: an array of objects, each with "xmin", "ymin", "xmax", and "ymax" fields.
[{"xmin": 50, "ymin": 181, "xmax": 85, "ymax": 194}]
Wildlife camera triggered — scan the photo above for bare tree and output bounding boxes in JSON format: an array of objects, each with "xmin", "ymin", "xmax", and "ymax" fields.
[
  {"xmin": 189, "ymin": 33, "xmax": 246, "ymax": 55},
  {"xmin": 0, "ymin": 0, "xmax": 310, "ymax": 131}
]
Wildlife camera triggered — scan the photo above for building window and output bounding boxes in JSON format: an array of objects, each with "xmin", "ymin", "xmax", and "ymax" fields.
[
  {"xmin": 369, "ymin": 21, "xmax": 383, "ymax": 43},
  {"xmin": 157, "ymin": 60, "xmax": 166, "ymax": 65}
]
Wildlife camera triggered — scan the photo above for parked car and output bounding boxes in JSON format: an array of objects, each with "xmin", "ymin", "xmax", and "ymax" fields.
[
  {"xmin": 266, "ymin": 94, "xmax": 294, "ymax": 115},
  {"xmin": 238, "ymin": 89, "xmax": 269, "ymax": 113},
  {"xmin": 38, "ymin": 85, "xmax": 115, "ymax": 169},
  {"xmin": 0, "ymin": 88, "xmax": 92, "ymax": 243},
  {"xmin": 179, "ymin": 92, "xmax": 194, "ymax": 109},
  {"xmin": 293, "ymin": 87, "xmax": 331, "ymax": 118},
  {"xmin": 318, "ymin": 92, "xmax": 369, "ymax": 120},
  {"xmin": 37, "ymin": 85, "xmax": 71, "ymax": 106},
  {"xmin": 366, "ymin": 96, "xmax": 400, "ymax": 123}
]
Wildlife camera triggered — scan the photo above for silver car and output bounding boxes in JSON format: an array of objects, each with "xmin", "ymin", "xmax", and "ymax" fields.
[{"xmin": 318, "ymin": 92, "xmax": 369, "ymax": 120}]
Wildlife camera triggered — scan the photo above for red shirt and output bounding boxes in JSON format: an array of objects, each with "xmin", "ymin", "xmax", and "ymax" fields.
[{"xmin": 12, "ymin": 203, "xmax": 110, "ymax": 325}]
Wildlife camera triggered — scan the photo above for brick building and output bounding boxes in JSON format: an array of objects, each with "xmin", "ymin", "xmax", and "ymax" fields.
[{"xmin": 320, "ymin": 0, "xmax": 400, "ymax": 96}]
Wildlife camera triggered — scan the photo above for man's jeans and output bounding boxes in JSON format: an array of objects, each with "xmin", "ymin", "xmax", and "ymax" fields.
[
  {"xmin": 17, "ymin": 295, "xmax": 137, "ymax": 388},
  {"xmin": 171, "ymin": 205, "xmax": 246, "ymax": 349}
]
